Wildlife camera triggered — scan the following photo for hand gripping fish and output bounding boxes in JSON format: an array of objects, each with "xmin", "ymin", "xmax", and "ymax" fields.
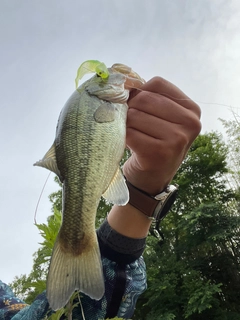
[{"xmin": 34, "ymin": 61, "xmax": 145, "ymax": 310}]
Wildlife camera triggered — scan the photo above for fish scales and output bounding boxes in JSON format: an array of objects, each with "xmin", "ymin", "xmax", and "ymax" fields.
[
  {"xmin": 56, "ymin": 91, "xmax": 127, "ymax": 256},
  {"xmin": 34, "ymin": 63, "xmax": 145, "ymax": 310}
]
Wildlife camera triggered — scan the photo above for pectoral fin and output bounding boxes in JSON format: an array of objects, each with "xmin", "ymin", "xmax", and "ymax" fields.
[
  {"xmin": 34, "ymin": 143, "xmax": 61, "ymax": 178},
  {"xmin": 102, "ymin": 167, "xmax": 129, "ymax": 205},
  {"xmin": 94, "ymin": 102, "xmax": 117, "ymax": 123}
]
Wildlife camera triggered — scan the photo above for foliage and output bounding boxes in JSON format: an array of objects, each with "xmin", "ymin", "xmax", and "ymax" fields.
[
  {"xmin": 36, "ymin": 207, "xmax": 62, "ymax": 262},
  {"xmin": 133, "ymin": 132, "xmax": 240, "ymax": 320},
  {"xmin": 9, "ymin": 133, "xmax": 240, "ymax": 319},
  {"xmin": 48, "ymin": 176, "xmax": 62, "ymax": 212},
  {"xmin": 10, "ymin": 208, "xmax": 61, "ymax": 304},
  {"xmin": 220, "ymin": 115, "xmax": 240, "ymax": 190}
]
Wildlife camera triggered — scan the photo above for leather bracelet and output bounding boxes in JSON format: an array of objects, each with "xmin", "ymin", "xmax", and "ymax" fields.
[{"xmin": 125, "ymin": 180, "xmax": 160, "ymax": 218}]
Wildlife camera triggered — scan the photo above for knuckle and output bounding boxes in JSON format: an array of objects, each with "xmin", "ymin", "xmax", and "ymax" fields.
[
  {"xmin": 168, "ymin": 131, "xmax": 189, "ymax": 153},
  {"xmin": 154, "ymin": 129, "xmax": 192, "ymax": 159},
  {"xmin": 148, "ymin": 76, "xmax": 167, "ymax": 87},
  {"xmin": 126, "ymin": 107, "xmax": 139, "ymax": 124},
  {"xmin": 190, "ymin": 102, "xmax": 201, "ymax": 118},
  {"xmin": 132, "ymin": 90, "xmax": 151, "ymax": 104},
  {"xmin": 185, "ymin": 113, "xmax": 202, "ymax": 138}
]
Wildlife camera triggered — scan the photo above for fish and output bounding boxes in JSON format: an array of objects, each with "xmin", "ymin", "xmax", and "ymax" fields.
[{"xmin": 34, "ymin": 61, "xmax": 145, "ymax": 310}]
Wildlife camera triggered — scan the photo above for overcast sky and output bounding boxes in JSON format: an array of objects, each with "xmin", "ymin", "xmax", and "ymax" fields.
[{"xmin": 1, "ymin": 0, "xmax": 240, "ymax": 285}]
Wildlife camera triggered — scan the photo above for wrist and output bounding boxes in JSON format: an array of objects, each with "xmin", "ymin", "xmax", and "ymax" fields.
[
  {"xmin": 123, "ymin": 170, "xmax": 170, "ymax": 196},
  {"xmin": 123, "ymin": 160, "xmax": 172, "ymax": 195},
  {"xmin": 107, "ymin": 204, "xmax": 152, "ymax": 238},
  {"xmin": 125, "ymin": 178, "xmax": 178, "ymax": 219}
]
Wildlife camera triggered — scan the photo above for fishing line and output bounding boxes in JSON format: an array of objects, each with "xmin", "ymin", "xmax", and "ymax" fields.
[
  {"xmin": 157, "ymin": 94, "xmax": 234, "ymax": 109},
  {"xmin": 34, "ymin": 171, "xmax": 51, "ymax": 224},
  {"xmin": 130, "ymin": 86, "xmax": 239, "ymax": 110}
]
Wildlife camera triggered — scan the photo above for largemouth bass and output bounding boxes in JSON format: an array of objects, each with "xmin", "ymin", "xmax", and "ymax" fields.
[{"xmin": 34, "ymin": 62, "xmax": 145, "ymax": 310}]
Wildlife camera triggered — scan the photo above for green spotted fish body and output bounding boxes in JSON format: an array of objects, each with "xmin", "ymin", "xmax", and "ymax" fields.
[{"xmin": 34, "ymin": 64, "xmax": 145, "ymax": 310}]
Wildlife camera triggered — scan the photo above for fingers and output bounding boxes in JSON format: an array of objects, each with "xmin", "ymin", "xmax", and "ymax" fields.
[
  {"xmin": 130, "ymin": 76, "xmax": 201, "ymax": 118},
  {"xmin": 127, "ymin": 86, "xmax": 202, "ymax": 153},
  {"xmin": 124, "ymin": 76, "xmax": 202, "ymax": 194},
  {"xmin": 126, "ymin": 114, "xmax": 191, "ymax": 173},
  {"xmin": 128, "ymin": 91, "xmax": 201, "ymax": 138}
]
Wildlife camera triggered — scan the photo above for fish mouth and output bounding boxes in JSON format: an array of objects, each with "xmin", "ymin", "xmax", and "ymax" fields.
[
  {"xmin": 111, "ymin": 63, "xmax": 146, "ymax": 90},
  {"xmin": 86, "ymin": 73, "xmax": 130, "ymax": 103},
  {"xmin": 85, "ymin": 63, "xmax": 145, "ymax": 104}
]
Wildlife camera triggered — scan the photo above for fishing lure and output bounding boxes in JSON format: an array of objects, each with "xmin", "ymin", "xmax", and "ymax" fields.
[{"xmin": 75, "ymin": 60, "xmax": 109, "ymax": 88}]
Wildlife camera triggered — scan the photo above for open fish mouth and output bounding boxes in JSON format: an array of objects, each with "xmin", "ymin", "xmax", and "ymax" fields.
[{"xmin": 85, "ymin": 63, "xmax": 145, "ymax": 103}]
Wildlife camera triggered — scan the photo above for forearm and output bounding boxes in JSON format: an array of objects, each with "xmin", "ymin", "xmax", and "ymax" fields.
[{"xmin": 107, "ymin": 203, "xmax": 151, "ymax": 238}]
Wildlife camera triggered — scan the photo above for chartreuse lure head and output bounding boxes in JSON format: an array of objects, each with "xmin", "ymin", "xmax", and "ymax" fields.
[{"xmin": 75, "ymin": 60, "xmax": 109, "ymax": 88}]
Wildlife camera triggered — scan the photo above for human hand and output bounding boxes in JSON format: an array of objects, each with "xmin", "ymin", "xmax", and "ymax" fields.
[{"xmin": 124, "ymin": 76, "xmax": 201, "ymax": 195}]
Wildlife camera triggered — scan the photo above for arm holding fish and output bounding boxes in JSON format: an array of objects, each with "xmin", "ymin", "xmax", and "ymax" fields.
[
  {"xmin": 107, "ymin": 76, "xmax": 201, "ymax": 238},
  {"xmin": 96, "ymin": 77, "xmax": 201, "ymax": 318}
]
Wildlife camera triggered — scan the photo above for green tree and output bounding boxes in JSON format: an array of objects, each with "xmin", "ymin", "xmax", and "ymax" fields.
[
  {"xmin": 220, "ymin": 116, "xmax": 240, "ymax": 190},
  {"xmin": 10, "ymin": 133, "xmax": 240, "ymax": 319},
  {"xmin": 10, "ymin": 207, "xmax": 61, "ymax": 304},
  {"xmin": 133, "ymin": 132, "xmax": 240, "ymax": 320}
]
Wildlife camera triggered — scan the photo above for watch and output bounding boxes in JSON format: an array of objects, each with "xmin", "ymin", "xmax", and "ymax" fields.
[{"xmin": 125, "ymin": 180, "xmax": 178, "ymax": 239}]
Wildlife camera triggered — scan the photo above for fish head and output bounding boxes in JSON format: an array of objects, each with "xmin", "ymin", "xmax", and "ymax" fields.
[{"xmin": 84, "ymin": 63, "xmax": 145, "ymax": 104}]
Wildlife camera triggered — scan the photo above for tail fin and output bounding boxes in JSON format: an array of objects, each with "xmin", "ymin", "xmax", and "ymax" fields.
[{"xmin": 46, "ymin": 235, "xmax": 104, "ymax": 310}]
